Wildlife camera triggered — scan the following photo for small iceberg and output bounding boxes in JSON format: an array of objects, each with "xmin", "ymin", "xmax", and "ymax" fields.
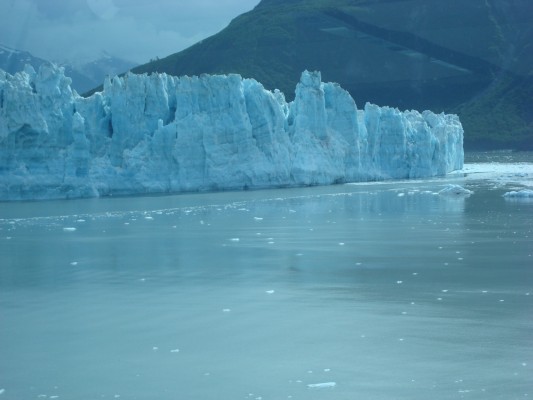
[
  {"xmin": 438, "ymin": 184, "xmax": 473, "ymax": 196},
  {"xmin": 307, "ymin": 382, "xmax": 336, "ymax": 389},
  {"xmin": 503, "ymin": 189, "xmax": 533, "ymax": 199}
]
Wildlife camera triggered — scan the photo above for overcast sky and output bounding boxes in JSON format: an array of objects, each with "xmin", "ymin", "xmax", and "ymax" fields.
[{"xmin": 0, "ymin": 0, "xmax": 260, "ymax": 65}]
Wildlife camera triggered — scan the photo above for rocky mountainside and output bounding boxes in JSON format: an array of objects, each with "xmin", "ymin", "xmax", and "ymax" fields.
[{"xmin": 130, "ymin": 0, "xmax": 533, "ymax": 150}]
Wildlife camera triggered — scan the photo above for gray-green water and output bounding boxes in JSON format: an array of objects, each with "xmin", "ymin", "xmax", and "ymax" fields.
[{"xmin": 1, "ymin": 160, "xmax": 532, "ymax": 400}]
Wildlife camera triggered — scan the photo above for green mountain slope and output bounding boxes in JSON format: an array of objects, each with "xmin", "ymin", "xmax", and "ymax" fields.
[{"xmin": 131, "ymin": 0, "xmax": 533, "ymax": 150}]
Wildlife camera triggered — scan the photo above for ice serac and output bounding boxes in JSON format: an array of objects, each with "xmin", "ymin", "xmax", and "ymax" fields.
[{"xmin": 0, "ymin": 65, "xmax": 464, "ymax": 200}]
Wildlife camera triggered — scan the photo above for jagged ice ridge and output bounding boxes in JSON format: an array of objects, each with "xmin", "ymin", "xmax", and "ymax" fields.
[{"xmin": 0, "ymin": 64, "xmax": 463, "ymax": 200}]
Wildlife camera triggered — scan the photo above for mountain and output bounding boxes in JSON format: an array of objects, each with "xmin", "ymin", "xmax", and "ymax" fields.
[
  {"xmin": 130, "ymin": 0, "xmax": 533, "ymax": 150},
  {"xmin": 71, "ymin": 52, "xmax": 137, "ymax": 89},
  {"xmin": 0, "ymin": 44, "xmax": 136, "ymax": 94}
]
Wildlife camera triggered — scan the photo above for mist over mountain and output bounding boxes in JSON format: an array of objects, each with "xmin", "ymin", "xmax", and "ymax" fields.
[
  {"xmin": 0, "ymin": 44, "xmax": 136, "ymax": 94},
  {"xmin": 130, "ymin": 0, "xmax": 533, "ymax": 150}
]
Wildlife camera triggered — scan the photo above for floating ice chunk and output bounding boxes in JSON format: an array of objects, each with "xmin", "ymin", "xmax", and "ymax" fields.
[
  {"xmin": 70, "ymin": 261, "xmax": 78, "ymax": 266},
  {"xmin": 438, "ymin": 184, "xmax": 473, "ymax": 196},
  {"xmin": 254, "ymin": 217, "xmax": 264, "ymax": 221},
  {"xmin": 397, "ymin": 193, "xmax": 405, "ymax": 197},
  {"xmin": 76, "ymin": 219, "xmax": 86, "ymax": 222},
  {"xmin": 222, "ymin": 308, "xmax": 231, "ymax": 312},
  {"xmin": 265, "ymin": 290, "xmax": 275, "ymax": 294},
  {"xmin": 503, "ymin": 189, "xmax": 533, "ymax": 199},
  {"xmin": 397, "ymin": 280, "xmax": 403, "ymax": 284},
  {"xmin": 145, "ymin": 216, "xmax": 154, "ymax": 220},
  {"xmin": 170, "ymin": 349, "xmax": 180, "ymax": 353},
  {"xmin": 0, "ymin": 388, "xmax": 4, "ymax": 395},
  {"xmin": 307, "ymin": 382, "xmax": 336, "ymax": 389},
  {"xmin": 152, "ymin": 346, "xmax": 159, "ymax": 351},
  {"xmin": 230, "ymin": 238, "xmax": 240, "ymax": 242},
  {"xmin": 63, "ymin": 227, "xmax": 77, "ymax": 232}
]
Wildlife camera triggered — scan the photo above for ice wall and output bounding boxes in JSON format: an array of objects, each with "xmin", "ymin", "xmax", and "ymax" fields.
[{"xmin": 0, "ymin": 64, "xmax": 464, "ymax": 200}]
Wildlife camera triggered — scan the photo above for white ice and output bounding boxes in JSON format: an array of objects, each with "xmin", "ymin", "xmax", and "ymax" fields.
[
  {"xmin": 459, "ymin": 163, "xmax": 533, "ymax": 189},
  {"xmin": 503, "ymin": 189, "xmax": 533, "ymax": 199},
  {"xmin": 0, "ymin": 65, "xmax": 463, "ymax": 200},
  {"xmin": 307, "ymin": 382, "xmax": 337, "ymax": 389},
  {"xmin": 438, "ymin": 184, "xmax": 473, "ymax": 196}
]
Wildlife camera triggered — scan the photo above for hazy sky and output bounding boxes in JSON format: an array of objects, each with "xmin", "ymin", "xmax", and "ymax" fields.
[{"xmin": 0, "ymin": 0, "xmax": 260, "ymax": 65}]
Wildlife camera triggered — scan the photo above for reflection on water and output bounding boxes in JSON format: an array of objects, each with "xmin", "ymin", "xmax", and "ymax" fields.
[{"xmin": 0, "ymin": 176, "xmax": 532, "ymax": 400}]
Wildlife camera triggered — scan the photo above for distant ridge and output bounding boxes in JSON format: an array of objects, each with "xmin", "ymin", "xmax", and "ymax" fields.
[{"xmin": 0, "ymin": 44, "xmax": 136, "ymax": 94}]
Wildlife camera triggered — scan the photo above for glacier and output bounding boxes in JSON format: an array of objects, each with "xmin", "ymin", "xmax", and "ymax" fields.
[{"xmin": 0, "ymin": 64, "xmax": 464, "ymax": 200}]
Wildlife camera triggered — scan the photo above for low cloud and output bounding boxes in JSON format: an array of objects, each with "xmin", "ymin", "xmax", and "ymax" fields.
[{"xmin": 0, "ymin": 0, "xmax": 259, "ymax": 64}]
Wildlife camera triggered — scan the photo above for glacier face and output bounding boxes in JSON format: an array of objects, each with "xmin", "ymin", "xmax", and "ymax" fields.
[{"xmin": 0, "ymin": 64, "xmax": 463, "ymax": 200}]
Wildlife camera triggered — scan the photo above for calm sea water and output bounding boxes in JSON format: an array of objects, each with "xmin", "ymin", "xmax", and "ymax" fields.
[{"xmin": 1, "ymin": 153, "xmax": 532, "ymax": 400}]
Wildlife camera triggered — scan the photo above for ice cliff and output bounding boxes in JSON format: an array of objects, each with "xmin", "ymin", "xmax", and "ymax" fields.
[{"xmin": 0, "ymin": 64, "xmax": 464, "ymax": 200}]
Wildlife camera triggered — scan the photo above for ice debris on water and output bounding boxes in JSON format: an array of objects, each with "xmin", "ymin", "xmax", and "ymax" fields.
[
  {"xmin": 307, "ymin": 382, "xmax": 336, "ymax": 389},
  {"xmin": 438, "ymin": 184, "xmax": 473, "ymax": 196},
  {"xmin": 265, "ymin": 290, "xmax": 275, "ymax": 294},
  {"xmin": 503, "ymin": 189, "xmax": 533, "ymax": 199},
  {"xmin": 63, "ymin": 227, "xmax": 77, "ymax": 232}
]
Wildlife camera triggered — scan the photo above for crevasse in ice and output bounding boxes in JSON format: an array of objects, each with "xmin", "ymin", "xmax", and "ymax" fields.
[{"xmin": 0, "ymin": 64, "xmax": 464, "ymax": 200}]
